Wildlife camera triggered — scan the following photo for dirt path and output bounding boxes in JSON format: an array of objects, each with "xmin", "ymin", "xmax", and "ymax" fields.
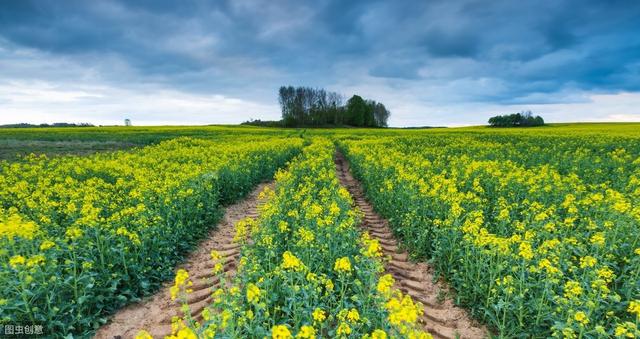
[
  {"xmin": 94, "ymin": 183, "xmax": 271, "ymax": 339},
  {"xmin": 334, "ymin": 152, "xmax": 487, "ymax": 339}
]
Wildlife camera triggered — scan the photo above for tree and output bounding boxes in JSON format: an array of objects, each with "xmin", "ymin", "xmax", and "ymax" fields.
[
  {"xmin": 327, "ymin": 92, "xmax": 343, "ymax": 125},
  {"xmin": 488, "ymin": 111, "xmax": 544, "ymax": 127},
  {"xmin": 277, "ymin": 86, "xmax": 390, "ymax": 127},
  {"xmin": 278, "ymin": 86, "xmax": 296, "ymax": 127},
  {"xmin": 346, "ymin": 95, "xmax": 367, "ymax": 126},
  {"xmin": 373, "ymin": 102, "xmax": 390, "ymax": 127}
]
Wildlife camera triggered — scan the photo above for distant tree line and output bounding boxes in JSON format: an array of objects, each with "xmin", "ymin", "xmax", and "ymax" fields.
[
  {"xmin": 278, "ymin": 86, "xmax": 390, "ymax": 127},
  {"xmin": 488, "ymin": 111, "xmax": 544, "ymax": 127},
  {"xmin": 0, "ymin": 123, "xmax": 95, "ymax": 128},
  {"xmin": 240, "ymin": 119, "xmax": 284, "ymax": 128}
]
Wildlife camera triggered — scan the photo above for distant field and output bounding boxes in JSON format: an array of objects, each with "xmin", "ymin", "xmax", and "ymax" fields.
[
  {"xmin": 0, "ymin": 139, "xmax": 139, "ymax": 160},
  {"xmin": 0, "ymin": 125, "xmax": 300, "ymax": 160},
  {"xmin": 2, "ymin": 123, "xmax": 639, "ymax": 160}
]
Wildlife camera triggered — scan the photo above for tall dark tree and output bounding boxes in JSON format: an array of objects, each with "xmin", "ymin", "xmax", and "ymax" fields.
[
  {"xmin": 278, "ymin": 86, "xmax": 296, "ymax": 127},
  {"xmin": 373, "ymin": 102, "xmax": 390, "ymax": 127},
  {"xmin": 327, "ymin": 92, "xmax": 343, "ymax": 125},
  {"xmin": 346, "ymin": 95, "xmax": 366, "ymax": 126}
]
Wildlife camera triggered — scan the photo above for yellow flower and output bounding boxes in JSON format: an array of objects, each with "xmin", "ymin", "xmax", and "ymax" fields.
[
  {"xmin": 272, "ymin": 325, "xmax": 292, "ymax": 339},
  {"xmin": 175, "ymin": 327, "xmax": 197, "ymax": 339},
  {"xmin": 246, "ymin": 283, "xmax": 261, "ymax": 303},
  {"xmin": 295, "ymin": 325, "xmax": 315, "ymax": 338},
  {"xmin": 323, "ymin": 278, "xmax": 334, "ymax": 294},
  {"xmin": 336, "ymin": 322, "xmax": 351, "ymax": 336},
  {"xmin": 170, "ymin": 269, "xmax": 192, "ymax": 300},
  {"xmin": 590, "ymin": 232, "xmax": 605, "ymax": 246},
  {"xmin": 39, "ymin": 240, "xmax": 55, "ymax": 251},
  {"xmin": 574, "ymin": 311, "xmax": 589, "ymax": 326},
  {"xmin": 579, "ymin": 256, "xmax": 597, "ymax": 268},
  {"xmin": 312, "ymin": 308, "xmax": 326, "ymax": 323},
  {"xmin": 362, "ymin": 234, "xmax": 383, "ymax": 258},
  {"xmin": 628, "ymin": 300, "xmax": 640, "ymax": 319},
  {"xmin": 279, "ymin": 221, "xmax": 290, "ymax": 233},
  {"xmin": 65, "ymin": 226, "xmax": 83, "ymax": 240},
  {"xmin": 370, "ymin": 329, "xmax": 388, "ymax": 339},
  {"xmin": 334, "ymin": 257, "xmax": 352, "ymax": 273},
  {"xmin": 377, "ymin": 274, "xmax": 395, "ymax": 295},
  {"xmin": 26, "ymin": 255, "xmax": 45, "ymax": 267},
  {"xmin": 347, "ymin": 308, "xmax": 360, "ymax": 323},
  {"xmin": 135, "ymin": 330, "xmax": 153, "ymax": 339},
  {"xmin": 385, "ymin": 293, "xmax": 422, "ymax": 326},
  {"xmin": 518, "ymin": 242, "xmax": 534, "ymax": 260},
  {"xmin": 564, "ymin": 280, "xmax": 583, "ymax": 299},
  {"xmin": 296, "ymin": 227, "xmax": 315, "ymax": 244},
  {"xmin": 597, "ymin": 266, "xmax": 615, "ymax": 283},
  {"xmin": 9, "ymin": 255, "xmax": 26, "ymax": 268},
  {"xmin": 210, "ymin": 250, "xmax": 225, "ymax": 274},
  {"xmin": 281, "ymin": 251, "xmax": 305, "ymax": 271},
  {"xmin": 0, "ymin": 214, "xmax": 40, "ymax": 240}
]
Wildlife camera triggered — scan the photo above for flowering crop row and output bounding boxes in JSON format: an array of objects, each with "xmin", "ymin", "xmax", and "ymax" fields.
[
  {"xmin": 164, "ymin": 138, "xmax": 431, "ymax": 338},
  {"xmin": 340, "ymin": 133, "xmax": 640, "ymax": 338},
  {"xmin": 0, "ymin": 137, "xmax": 303, "ymax": 336}
]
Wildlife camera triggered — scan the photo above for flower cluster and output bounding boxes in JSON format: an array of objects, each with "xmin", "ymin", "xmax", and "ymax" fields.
[
  {"xmin": 341, "ymin": 131, "xmax": 640, "ymax": 338},
  {"xmin": 170, "ymin": 139, "xmax": 431, "ymax": 338},
  {"xmin": 0, "ymin": 136, "xmax": 303, "ymax": 336}
]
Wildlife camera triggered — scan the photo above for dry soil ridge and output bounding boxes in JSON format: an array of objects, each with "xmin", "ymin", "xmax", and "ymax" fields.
[
  {"xmin": 334, "ymin": 151, "xmax": 487, "ymax": 339},
  {"xmin": 94, "ymin": 182, "xmax": 271, "ymax": 339}
]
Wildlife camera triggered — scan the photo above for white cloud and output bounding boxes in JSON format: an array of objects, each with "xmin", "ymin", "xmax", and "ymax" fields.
[
  {"xmin": 0, "ymin": 81, "xmax": 280, "ymax": 125},
  {"xmin": 527, "ymin": 91, "xmax": 640, "ymax": 123}
]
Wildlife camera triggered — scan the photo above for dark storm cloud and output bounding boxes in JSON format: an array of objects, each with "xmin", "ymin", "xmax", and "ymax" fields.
[{"xmin": 0, "ymin": 0, "xmax": 639, "ymax": 125}]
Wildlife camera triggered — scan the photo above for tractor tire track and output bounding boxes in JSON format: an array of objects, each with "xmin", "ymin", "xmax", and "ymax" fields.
[
  {"xmin": 335, "ymin": 151, "xmax": 487, "ymax": 339},
  {"xmin": 94, "ymin": 183, "xmax": 271, "ymax": 339}
]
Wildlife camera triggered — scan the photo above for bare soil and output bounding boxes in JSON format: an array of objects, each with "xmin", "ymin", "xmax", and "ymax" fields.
[
  {"xmin": 94, "ymin": 183, "xmax": 270, "ymax": 339},
  {"xmin": 335, "ymin": 152, "xmax": 488, "ymax": 339}
]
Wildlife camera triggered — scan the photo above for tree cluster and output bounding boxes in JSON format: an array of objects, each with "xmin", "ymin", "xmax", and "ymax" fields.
[
  {"xmin": 488, "ymin": 111, "xmax": 544, "ymax": 127},
  {"xmin": 278, "ymin": 86, "xmax": 390, "ymax": 127}
]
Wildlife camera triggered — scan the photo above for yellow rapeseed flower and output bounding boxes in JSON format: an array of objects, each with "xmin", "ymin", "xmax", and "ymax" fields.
[
  {"xmin": 170, "ymin": 269, "xmax": 192, "ymax": 300},
  {"xmin": 295, "ymin": 325, "xmax": 315, "ymax": 339},
  {"xmin": 281, "ymin": 251, "xmax": 305, "ymax": 271},
  {"xmin": 574, "ymin": 311, "xmax": 589, "ymax": 326},
  {"xmin": 246, "ymin": 283, "xmax": 261, "ymax": 303},
  {"xmin": 377, "ymin": 274, "xmax": 395, "ymax": 295},
  {"xmin": 135, "ymin": 330, "xmax": 153, "ymax": 339},
  {"xmin": 9, "ymin": 255, "xmax": 26, "ymax": 268},
  {"xmin": 579, "ymin": 256, "xmax": 597, "ymax": 268},
  {"xmin": 370, "ymin": 329, "xmax": 388, "ymax": 339},
  {"xmin": 334, "ymin": 257, "xmax": 352, "ymax": 273},
  {"xmin": 518, "ymin": 242, "xmax": 534, "ymax": 260},
  {"xmin": 0, "ymin": 214, "xmax": 39, "ymax": 240},
  {"xmin": 336, "ymin": 322, "xmax": 351, "ymax": 336},
  {"xmin": 272, "ymin": 325, "xmax": 292, "ymax": 339},
  {"xmin": 347, "ymin": 308, "xmax": 360, "ymax": 323},
  {"xmin": 312, "ymin": 308, "xmax": 326, "ymax": 323},
  {"xmin": 65, "ymin": 226, "xmax": 83, "ymax": 240},
  {"xmin": 628, "ymin": 300, "xmax": 640, "ymax": 319},
  {"xmin": 39, "ymin": 240, "xmax": 55, "ymax": 251},
  {"xmin": 564, "ymin": 280, "xmax": 583, "ymax": 299}
]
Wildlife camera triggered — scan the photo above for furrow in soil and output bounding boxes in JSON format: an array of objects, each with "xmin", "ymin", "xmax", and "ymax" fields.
[{"xmin": 334, "ymin": 151, "xmax": 488, "ymax": 339}]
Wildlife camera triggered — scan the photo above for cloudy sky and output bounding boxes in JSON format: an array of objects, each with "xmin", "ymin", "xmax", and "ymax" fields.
[{"xmin": 1, "ymin": 0, "xmax": 639, "ymax": 127}]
